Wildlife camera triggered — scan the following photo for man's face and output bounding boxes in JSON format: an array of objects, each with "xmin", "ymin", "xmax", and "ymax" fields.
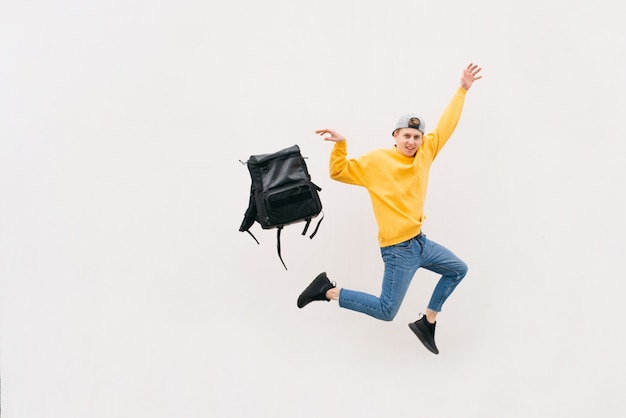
[{"xmin": 393, "ymin": 128, "xmax": 423, "ymax": 157}]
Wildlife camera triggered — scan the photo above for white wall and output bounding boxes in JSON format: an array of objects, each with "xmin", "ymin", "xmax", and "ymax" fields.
[{"xmin": 1, "ymin": 1, "xmax": 625, "ymax": 417}]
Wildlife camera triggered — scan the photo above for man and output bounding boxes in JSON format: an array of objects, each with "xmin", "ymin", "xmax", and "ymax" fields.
[{"xmin": 297, "ymin": 63, "xmax": 482, "ymax": 355}]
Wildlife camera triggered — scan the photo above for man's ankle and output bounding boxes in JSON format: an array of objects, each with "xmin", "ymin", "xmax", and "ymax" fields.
[
  {"xmin": 425, "ymin": 311, "xmax": 437, "ymax": 324},
  {"xmin": 326, "ymin": 287, "xmax": 339, "ymax": 300}
]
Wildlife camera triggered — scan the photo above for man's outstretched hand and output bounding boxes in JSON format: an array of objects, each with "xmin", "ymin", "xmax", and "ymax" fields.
[
  {"xmin": 315, "ymin": 129, "xmax": 346, "ymax": 143},
  {"xmin": 460, "ymin": 63, "xmax": 482, "ymax": 91}
]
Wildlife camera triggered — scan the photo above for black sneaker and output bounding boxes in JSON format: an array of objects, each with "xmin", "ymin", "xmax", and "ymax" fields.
[
  {"xmin": 409, "ymin": 315, "xmax": 439, "ymax": 355},
  {"xmin": 297, "ymin": 272, "xmax": 336, "ymax": 308}
]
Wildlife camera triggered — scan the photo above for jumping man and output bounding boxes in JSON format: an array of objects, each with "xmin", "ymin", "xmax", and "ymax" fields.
[{"xmin": 297, "ymin": 63, "xmax": 483, "ymax": 354}]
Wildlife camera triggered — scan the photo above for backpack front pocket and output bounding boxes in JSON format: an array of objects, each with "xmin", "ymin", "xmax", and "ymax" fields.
[{"xmin": 265, "ymin": 183, "xmax": 322, "ymax": 227}]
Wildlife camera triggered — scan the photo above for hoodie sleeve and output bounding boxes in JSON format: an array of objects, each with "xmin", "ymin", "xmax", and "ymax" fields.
[
  {"xmin": 329, "ymin": 140, "xmax": 369, "ymax": 186},
  {"xmin": 427, "ymin": 87, "xmax": 467, "ymax": 159}
]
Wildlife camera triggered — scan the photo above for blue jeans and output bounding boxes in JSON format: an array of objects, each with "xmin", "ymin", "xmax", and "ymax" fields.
[{"xmin": 338, "ymin": 233, "xmax": 467, "ymax": 321}]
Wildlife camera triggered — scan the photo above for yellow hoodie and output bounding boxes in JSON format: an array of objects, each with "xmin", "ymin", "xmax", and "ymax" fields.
[{"xmin": 329, "ymin": 88, "xmax": 467, "ymax": 247}]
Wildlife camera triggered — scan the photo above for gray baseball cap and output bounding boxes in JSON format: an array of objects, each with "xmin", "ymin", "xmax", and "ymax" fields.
[{"xmin": 392, "ymin": 113, "xmax": 425, "ymax": 135}]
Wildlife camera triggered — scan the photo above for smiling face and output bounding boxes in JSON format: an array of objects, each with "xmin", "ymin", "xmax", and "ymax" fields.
[{"xmin": 393, "ymin": 127, "xmax": 423, "ymax": 157}]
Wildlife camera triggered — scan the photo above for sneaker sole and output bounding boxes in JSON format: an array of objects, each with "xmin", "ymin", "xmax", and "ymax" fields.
[{"xmin": 408, "ymin": 322, "xmax": 439, "ymax": 355}]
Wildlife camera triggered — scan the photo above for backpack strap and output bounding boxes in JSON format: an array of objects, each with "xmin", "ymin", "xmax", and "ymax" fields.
[
  {"xmin": 308, "ymin": 211, "xmax": 324, "ymax": 239},
  {"xmin": 245, "ymin": 229, "xmax": 260, "ymax": 245},
  {"xmin": 276, "ymin": 227, "xmax": 287, "ymax": 270},
  {"xmin": 239, "ymin": 185, "xmax": 258, "ymax": 233},
  {"xmin": 301, "ymin": 218, "xmax": 312, "ymax": 236}
]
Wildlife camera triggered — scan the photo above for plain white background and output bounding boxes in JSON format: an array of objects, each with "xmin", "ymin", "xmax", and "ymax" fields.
[{"xmin": 1, "ymin": 0, "xmax": 625, "ymax": 417}]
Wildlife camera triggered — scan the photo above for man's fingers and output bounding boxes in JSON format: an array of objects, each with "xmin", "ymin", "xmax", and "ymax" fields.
[
  {"xmin": 465, "ymin": 63, "xmax": 481, "ymax": 74},
  {"xmin": 463, "ymin": 63, "xmax": 482, "ymax": 82}
]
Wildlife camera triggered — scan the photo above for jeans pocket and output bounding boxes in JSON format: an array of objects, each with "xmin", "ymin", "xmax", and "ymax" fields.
[
  {"xmin": 394, "ymin": 238, "xmax": 412, "ymax": 249},
  {"xmin": 381, "ymin": 239, "xmax": 413, "ymax": 263}
]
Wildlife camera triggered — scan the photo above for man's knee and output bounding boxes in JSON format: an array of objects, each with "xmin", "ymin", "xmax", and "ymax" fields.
[
  {"xmin": 457, "ymin": 261, "xmax": 468, "ymax": 280},
  {"xmin": 379, "ymin": 303, "xmax": 399, "ymax": 321}
]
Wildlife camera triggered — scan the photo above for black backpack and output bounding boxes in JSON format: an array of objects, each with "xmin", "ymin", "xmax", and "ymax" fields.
[{"xmin": 239, "ymin": 145, "xmax": 323, "ymax": 269}]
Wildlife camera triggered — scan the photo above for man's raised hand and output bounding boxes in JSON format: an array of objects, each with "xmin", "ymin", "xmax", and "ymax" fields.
[
  {"xmin": 315, "ymin": 129, "xmax": 346, "ymax": 143},
  {"xmin": 460, "ymin": 63, "xmax": 482, "ymax": 91}
]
